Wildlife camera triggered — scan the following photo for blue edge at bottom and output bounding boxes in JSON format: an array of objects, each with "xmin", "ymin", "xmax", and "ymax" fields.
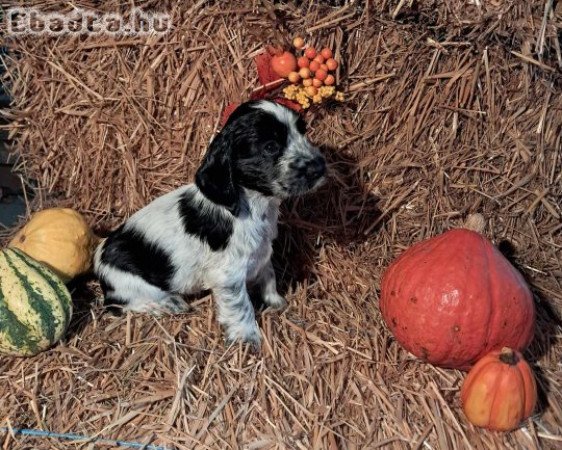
[{"xmin": 0, "ymin": 427, "xmax": 168, "ymax": 449}]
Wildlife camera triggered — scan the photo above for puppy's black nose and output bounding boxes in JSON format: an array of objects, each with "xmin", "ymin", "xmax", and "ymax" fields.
[{"xmin": 306, "ymin": 156, "xmax": 326, "ymax": 180}]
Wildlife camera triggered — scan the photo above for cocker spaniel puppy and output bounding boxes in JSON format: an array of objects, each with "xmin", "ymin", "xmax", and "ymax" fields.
[{"xmin": 94, "ymin": 100, "xmax": 326, "ymax": 346}]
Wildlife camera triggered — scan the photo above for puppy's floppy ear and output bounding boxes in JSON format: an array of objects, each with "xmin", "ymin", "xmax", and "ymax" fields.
[
  {"xmin": 196, "ymin": 129, "xmax": 240, "ymax": 215},
  {"xmin": 224, "ymin": 101, "xmax": 256, "ymax": 128}
]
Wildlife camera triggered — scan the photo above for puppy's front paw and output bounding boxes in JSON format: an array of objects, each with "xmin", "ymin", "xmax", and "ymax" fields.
[
  {"xmin": 226, "ymin": 321, "xmax": 262, "ymax": 349},
  {"xmin": 263, "ymin": 292, "xmax": 288, "ymax": 310}
]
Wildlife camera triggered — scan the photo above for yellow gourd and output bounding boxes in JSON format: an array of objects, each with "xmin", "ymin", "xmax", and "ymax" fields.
[{"xmin": 9, "ymin": 208, "xmax": 97, "ymax": 283}]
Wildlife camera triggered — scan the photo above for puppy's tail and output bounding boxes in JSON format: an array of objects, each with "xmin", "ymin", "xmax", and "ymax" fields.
[{"xmin": 92, "ymin": 236, "xmax": 107, "ymax": 276}]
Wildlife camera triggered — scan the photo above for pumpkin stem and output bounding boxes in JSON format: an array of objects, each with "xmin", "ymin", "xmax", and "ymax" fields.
[
  {"xmin": 464, "ymin": 213, "xmax": 486, "ymax": 234},
  {"xmin": 499, "ymin": 347, "xmax": 519, "ymax": 365}
]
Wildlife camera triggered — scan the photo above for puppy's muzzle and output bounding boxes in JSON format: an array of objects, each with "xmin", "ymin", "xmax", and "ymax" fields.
[{"xmin": 305, "ymin": 155, "xmax": 327, "ymax": 183}]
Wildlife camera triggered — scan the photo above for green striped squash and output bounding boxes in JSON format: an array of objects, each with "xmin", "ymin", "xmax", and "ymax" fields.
[{"xmin": 0, "ymin": 248, "xmax": 72, "ymax": 356}]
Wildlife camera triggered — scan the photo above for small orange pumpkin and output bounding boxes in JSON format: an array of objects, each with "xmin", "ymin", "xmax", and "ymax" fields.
[
  {"xmin": 270, "ymin": 51, "xmax": 297, "ymax": 78},
  {"xmin": 461, "ymin": 347, "xmax": 537, "ymax": 431}
]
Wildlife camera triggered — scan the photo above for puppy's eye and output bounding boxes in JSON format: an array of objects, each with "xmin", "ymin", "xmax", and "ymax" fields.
[{"xmin": 263, "ymin": 141, "xmax": 280, "ymax": 155}]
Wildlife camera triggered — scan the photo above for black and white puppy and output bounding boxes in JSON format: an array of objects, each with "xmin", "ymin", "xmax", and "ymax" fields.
[{"xmin": 94, "ymin": 100, "xmax": 326, "ymax": 346}]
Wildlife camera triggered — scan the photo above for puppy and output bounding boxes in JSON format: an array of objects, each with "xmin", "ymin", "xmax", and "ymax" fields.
[{"xmin": 94, "ymin": 100, "xmax": 326, "ymax": 345}]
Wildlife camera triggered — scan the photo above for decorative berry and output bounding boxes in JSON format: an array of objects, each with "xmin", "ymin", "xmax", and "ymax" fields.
[
  {"xmin": 313, "ymin": 54, "xmax": 325, "ymax": 64},
  {"xmin": 304, "ymin": 47, "xmax": 317, "ymax": 59},
  {"xmin": 299, "ymin": 67, "xmax": 310, "ymax": 80},
  {"xmin": 293, "ymin": 37, "xmax": 305, "ymax": 50},
  {"xmin": 321, "ymin": 48, "xmax": 333, "ymax": 59},
  {"xmin": 298, "ymin": 67, "xmax": 311, "ymax": 79},
  {"xmin": 309, "ymin": 60, "xmax": 320, "ymax": 72},
  {"xmin": 297, "ymin": 56, "xmax": 310, "ymax": 69},
  {"xmin": 288, "ymin": 71, "xmax": 300, "ymax": 83},
  {"xmin": 314, "ymin": 69, "xmax": 328, "ymax": 81},
  {"xmin": 305, "ymin": 86, "xmax": 318, "ymax": 97},
  {"xmin": 326, "ymin": 58, "xmax": 338, "ymax": 71}
]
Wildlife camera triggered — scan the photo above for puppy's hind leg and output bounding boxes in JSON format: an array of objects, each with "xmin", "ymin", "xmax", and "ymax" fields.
[
  {"xmin": 100, "ymin": 277, "xmax": 189, "ymax": 316},
  {"xmin": 99, "ymin": 279, "xmax": 131, "ymax": 315},
  {"xmin": 153, "ymin": 294, "xmax": 191, "ymax": 315},
  {"xmin": 105, "ymin": 292, "xmax": 189, "ymax": 316}
]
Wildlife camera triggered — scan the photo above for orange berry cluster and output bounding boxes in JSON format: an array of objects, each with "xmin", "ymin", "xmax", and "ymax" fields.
[{"xmin": 282, "ymin": 37, "xmax": 344, "ymax": 109}]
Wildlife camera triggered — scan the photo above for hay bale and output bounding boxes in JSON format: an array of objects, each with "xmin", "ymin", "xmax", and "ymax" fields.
[{"xmin": 1, "ymin": 1, "xmax": 561, "ymax": 448}]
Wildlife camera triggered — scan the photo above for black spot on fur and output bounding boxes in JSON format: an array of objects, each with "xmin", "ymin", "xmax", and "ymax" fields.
[
  {"xmin": 296, "ymin": 115, "xmax": 307, "ymax": 135},
  {"xmin": 196, "ymin": 101, "xmax": 292, "ymax": 214},
  {"xmin": 196, "ymin": 129, "xmax": 240, "ymax": 215},
  {"xmin": 103, "ymin": 297, "xmax": 128, "ymax": 315},
  {"xmin": 98, "ymin": 278, "xmax": 126, "ymax": 314},
  {"xmin": 179, "ymin": 191, "xmax": 233, "ymax": 251},
  {"xmin": 234, "ymin": 109, "xmax": 289, "ymax": 195},
  {"xmin": 100, "ymin": 225, "xmax": 174, "ymax": 291},
  {"xmin": 199, "ymin": 101, "xmax": 296, "ymax": 200},
  {"xmin": 99, "ymin": 278, "xmax": 111, "ymax": 295},
  {"xmin": 224, "ymin": 102, "xmax": 257, "ymax": 127}
]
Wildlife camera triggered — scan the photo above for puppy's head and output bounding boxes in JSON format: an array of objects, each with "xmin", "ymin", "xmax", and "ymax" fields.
[{"xmin": 196, "ymin": 100, "xmax": 326, "ymax": 215}]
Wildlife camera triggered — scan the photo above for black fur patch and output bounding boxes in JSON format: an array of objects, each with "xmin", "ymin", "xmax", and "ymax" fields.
[
  {"xmin": 224, "ymin": 102, "xmax": 257, "ymax": 127},
  {"xmin": 99, "ymin": 278, "xmax": 111, "ymax": 295},
  {"xmin": 101, "ymin": 225, "xmax": 174, "ymax": 291},
  {"xmin": 103, "ymin": 296, "xmax": 128, "ymax": 315},
  {"xmin": 296, "ymin": 115, "xmax": 307, "ymax": 135},
  {"xmin": 179, "ymin": 191, "xmax": 233, "ymax": 251},
  {"xmin": 195, "ymin": 130, "xmax": 240, "ymax": 215},
  {"xmin": 197, "ymin": 101, "xmax": 295, "ymax": 208},
  {"xmin": 98, "ymin": 278, "xmax": 127, "ymax": 315},
  {"xmin": 234, "ymin": 109, "xmax": 289, "ymax": 195}
]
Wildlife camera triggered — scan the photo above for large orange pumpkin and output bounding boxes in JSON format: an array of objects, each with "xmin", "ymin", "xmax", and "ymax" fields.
[
  {"xmin": 380, "ymin": 226, "xmax": 535, "ymax": 370},
  {"xmin": 461, "ymin": 348, "xmax": 537, "ymax": 431}
]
